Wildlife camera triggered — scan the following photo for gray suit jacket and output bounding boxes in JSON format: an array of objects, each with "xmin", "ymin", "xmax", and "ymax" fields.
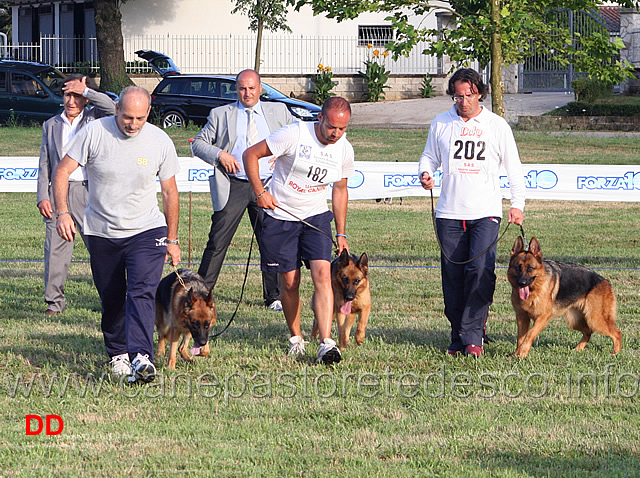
[
  {"xmin": 191, "ymin": 100, "xmax": 294, "ymax": 211},
  {"xmin": 36, "ymin": 89, "xmax": 117, "ymax": 207}
]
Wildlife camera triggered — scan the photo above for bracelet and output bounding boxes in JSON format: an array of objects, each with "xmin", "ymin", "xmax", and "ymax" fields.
[
  {"xmin": 56, "ymin": 211, "xmax": 70, "ymax": 218},
  {"xmin": 256, "ymin": 190, "xmax": 267, "ymax": 199},
  {"xmin": 166, "ymin": 239, "xmax": 179, "ymax": 245},
  {"xmin": 335, "ymin": 234, "xmax": 347, "ymax": 239}
]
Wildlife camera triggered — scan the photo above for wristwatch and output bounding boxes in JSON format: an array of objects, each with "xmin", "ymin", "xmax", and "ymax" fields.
[{"xmin": 166, "ymin": 239, "xmax": 179, "ymax": 245}]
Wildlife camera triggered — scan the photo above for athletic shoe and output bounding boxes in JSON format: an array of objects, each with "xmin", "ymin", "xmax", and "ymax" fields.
[
  {"xmin": 109, "ymin": 353, "xmax": 131, "ymax": 377},
  {"xmin": 288, "ymin": 335, "xmax": 307, "ymax": 356},
  {"xmin": 128, "ymin": 353, "xmax": 156, "ymax": 383},
  {"xmin": 447, "ymin": 342, "xmax": 464, "ymax": 356},
  {"xmin": 316, "ymin": 338, "xmax": 342, "ymax": 365},
  {"xmin": 268, "ymin": 299, "xmax": 283, "ymax": 312},
  {"xmin": 465, "ymin": 344, "xmax": 484, "ymax": 358}
]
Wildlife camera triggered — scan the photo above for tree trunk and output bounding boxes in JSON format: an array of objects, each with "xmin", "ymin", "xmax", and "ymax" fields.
[
  {"xmin": 254, "ymin": 18, "xmax": 264, "ymax": 72},
  {"xmin": 94, "ymin": 0, "xmax": 133, "ymax": 94},
  {"xmin": 490, "ymin": 0, "xmax": 504, "ymax": 117}
]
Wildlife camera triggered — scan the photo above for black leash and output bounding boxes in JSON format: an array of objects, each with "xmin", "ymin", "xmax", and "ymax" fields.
[
  {"xmin": 208, "ymin": 228, "xmax": 255, "ymax": 339},
  {"xmin": 275, "ymin": 204, "xmax": 339, "ymax": 251},
  {"xmin": 429, "ymin": 189, "xmax": 512, "ymax": 265}
]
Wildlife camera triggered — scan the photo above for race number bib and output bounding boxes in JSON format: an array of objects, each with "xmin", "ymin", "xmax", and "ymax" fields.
[
  {"xmin": 286, "ymin": 142, "xmax": 343, "ymax": 195},
  {"xmin": 449, "ymin": 124, "xmax": 489, "ymax": 177}
]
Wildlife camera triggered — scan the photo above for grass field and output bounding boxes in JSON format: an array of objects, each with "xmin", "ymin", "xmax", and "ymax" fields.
[{"xmin": 0, "ymin": 126, "xmax": 639, "ymax": 476}]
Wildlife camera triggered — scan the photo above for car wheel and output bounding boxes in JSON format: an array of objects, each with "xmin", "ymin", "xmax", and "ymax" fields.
[{"xmin": 161, "ymin": 111, "xmax": 186, "ymax": 128}]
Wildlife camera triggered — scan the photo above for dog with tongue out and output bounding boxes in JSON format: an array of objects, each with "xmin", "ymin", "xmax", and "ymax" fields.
[
  {"xmin": 507, "ymin": 236, "xmax": 621, "ymax": 358},
  {"xmin": 312, "ymin": 248, "xmax": 371, "ymax": 349}
]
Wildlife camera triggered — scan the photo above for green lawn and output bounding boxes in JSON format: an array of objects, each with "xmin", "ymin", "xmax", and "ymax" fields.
[{"xmin": 0, "ymin": 127, "xmax": 639, "ymax": 476}]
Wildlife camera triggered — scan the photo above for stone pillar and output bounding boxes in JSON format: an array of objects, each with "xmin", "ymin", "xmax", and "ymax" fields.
[
  {"xmin": 502, "ymin": 63, "xmax": 519, "ymax": 94},
  {"xmin": 619, "ymin": 8, "xmax": 640, "ymax": 94}
]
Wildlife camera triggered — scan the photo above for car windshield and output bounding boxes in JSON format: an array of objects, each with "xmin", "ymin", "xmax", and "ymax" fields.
[
  {"xmin": 261, "ymin": 83, "xmax": 288, "ymax": 100},
  {"xmin": 34, "ymin": 68, "xmax": 66, "ymax": 96}
]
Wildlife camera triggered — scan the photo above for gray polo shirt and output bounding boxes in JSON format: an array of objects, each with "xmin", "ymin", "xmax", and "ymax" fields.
[{"xmin": 66, "ymin": 117, "xmax": 180, "ymax": 238}]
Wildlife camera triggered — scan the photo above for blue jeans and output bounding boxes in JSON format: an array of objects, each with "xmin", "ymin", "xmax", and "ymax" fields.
[
  {"xmin": 86, "ymin": 227, "xmax": 167, "ymax": 361},
  {"xmin": 436, "ymin": 217, "xmax": 500, "ymax": 348}
]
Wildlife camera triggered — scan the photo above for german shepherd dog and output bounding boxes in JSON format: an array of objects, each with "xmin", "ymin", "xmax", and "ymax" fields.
[
  {"xmin": 312, "ymin": 249, "xmax": 371, "ymax": 349},
  {"xmin": 508, "ymin": 236, "xmax": 621, "ymax": 358},
  {"xmin": 155, "ymin": 269, "xmax": 217, "ymax": 369}
]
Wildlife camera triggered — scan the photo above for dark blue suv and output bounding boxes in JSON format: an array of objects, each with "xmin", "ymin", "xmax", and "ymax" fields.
[
  {"xmin": 136, "ymin": 50, "xmax": 321, "ymax": 128},
  {"xmin": 0, "ymin": 60, "xmax": 66, "ymax": 123}
]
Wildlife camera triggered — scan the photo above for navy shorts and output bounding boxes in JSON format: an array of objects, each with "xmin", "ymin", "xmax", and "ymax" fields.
[{"xmin": 260, "ymin": 210, "xmax": 334, "ymax": 273}]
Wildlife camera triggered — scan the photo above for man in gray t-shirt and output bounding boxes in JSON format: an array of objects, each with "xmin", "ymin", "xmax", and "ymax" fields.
[{"xmin": 53, "ymin": 86, "xmax": 180, "ymax": 384}]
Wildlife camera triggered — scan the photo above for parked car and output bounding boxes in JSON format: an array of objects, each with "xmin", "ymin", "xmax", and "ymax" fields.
[
  {"xmin": 0, "ymin": 60, "xmax": 119, "ymax": 124},
  {"xmin": 0, "ymin": 60, "xmax": 66, "ymax": 123},
  {"xmin": 136, "ymin": 50, "xmax": 321, "ymax": 128}
]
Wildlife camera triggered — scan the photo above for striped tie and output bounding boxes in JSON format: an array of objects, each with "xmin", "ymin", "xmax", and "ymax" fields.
[{"xmin": 246, "ymin": 107, "xmax": 259, "ymax": 147}]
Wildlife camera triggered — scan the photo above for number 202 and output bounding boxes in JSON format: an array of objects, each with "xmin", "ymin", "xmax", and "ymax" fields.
[{"xmin": 453, "ymin": 140, "xmax": 486, "ymax": 160}]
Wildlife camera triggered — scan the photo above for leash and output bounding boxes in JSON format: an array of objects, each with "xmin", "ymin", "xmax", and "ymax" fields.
[
  {"xmin": 519, "ymin": 224, "xmax": 529, "ymax": 251},
  {"xmin": 429, "ymin": 189, "xmax": 511, "ymax": 265},
  {"xmin": 209, "ymin": 229, "xmax": 255, "ymax": 339},
  {"xmin": 170, "ymin": 238, "xmax": 253, "ymax": 339},
  {"xmin": 274, "ymin": 204, "xmax": 340, "ymax": 252},
  {"xmin": 172, "ymin": 264, "xmax": 187, "ymax": 290}
]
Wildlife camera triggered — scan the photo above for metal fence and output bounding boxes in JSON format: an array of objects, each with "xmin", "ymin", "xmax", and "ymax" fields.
[
  {"xmin": 520, "ymin": 9, "xmax": 610, "ymax": 91},
  {"xmin": 35, "ymin": 34, "xmax": 437, "ymax": 75},
  {"xmin": 0, "ymin": 42, "xmax": 41, "ymax": 61},
  {"xmin": 629, "ymin": 31, "xmax": 640, "ymax": 64}
]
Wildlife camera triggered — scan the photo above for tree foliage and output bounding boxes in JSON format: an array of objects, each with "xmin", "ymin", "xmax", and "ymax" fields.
[
  {"xmin": 232, "ymin": 0, "xmax": 292, "ymax": 72},
  {"xmin": 292, "ymin": 0, "xmax": 640, "ymax": 116}
]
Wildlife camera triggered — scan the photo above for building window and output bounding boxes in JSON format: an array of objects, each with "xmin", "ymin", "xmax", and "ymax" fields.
[{"xmin": 358, "ymin": 25, "xmax": 393, "ymax": 47}]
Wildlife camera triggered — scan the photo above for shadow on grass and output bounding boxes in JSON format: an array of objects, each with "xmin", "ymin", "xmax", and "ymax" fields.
[{"xmin": 479, "ymin": 448, "xmax": 640, "ymax": 477}]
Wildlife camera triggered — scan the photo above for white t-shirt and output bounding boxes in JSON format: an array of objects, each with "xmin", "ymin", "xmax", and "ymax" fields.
[
  {"xmin": 66, "ymin": 117, "xmax": 180, "ymax": 238},
  {"xmin": 266, "ymin": 121, "xmax": 355, "ymax": 221},
  {"xmin": 418, "ymin": 105, "xmax": 525, "ymax": 220}
]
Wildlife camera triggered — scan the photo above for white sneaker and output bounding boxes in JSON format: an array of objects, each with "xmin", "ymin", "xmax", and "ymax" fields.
[
  {"xmin": 128, "ymin": 353, "xmax": 156, "ymax": 383},
  {"xmin": 109, "ymin": 353, "xmax": 131, "ymax": 377},
  {"xmin": 268, "ymin": 300, "xmax": 283, "ymax": 312},
  {"xmin": 316, "ymin": 338, "xmax": 342, "ymax": 365},
  {"xmin": 288, "ymin": 335, "xmax": 308, "ymax": 356}
]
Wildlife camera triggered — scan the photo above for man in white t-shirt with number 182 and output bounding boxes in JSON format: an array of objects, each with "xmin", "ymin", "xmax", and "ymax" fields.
[{"xmin": 243, "ymin": 96, "xmax": 355, "ymax": 365}]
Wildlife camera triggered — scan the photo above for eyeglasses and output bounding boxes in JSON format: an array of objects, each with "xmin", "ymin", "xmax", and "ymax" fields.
[{"xmin": 452, "ymin": 94, "xmax": 478, "ymax": 103}]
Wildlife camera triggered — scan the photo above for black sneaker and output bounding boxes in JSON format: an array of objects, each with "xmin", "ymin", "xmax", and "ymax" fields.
[
  {"xmin": 128, "ymin": 353, "xmax": 156, "ymax": 383},
  {"xmin": 316, "ymin": 338, "xmax": 342, "ymax": 365}
]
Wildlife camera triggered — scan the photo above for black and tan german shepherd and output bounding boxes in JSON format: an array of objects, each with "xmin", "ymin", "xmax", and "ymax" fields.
[
  {"xmin": 312, "ymin": 249, "xmax": 371, "ymax": 349},
  {"xmin": 508, "ymin": 236, "xmax": 621, "ymax": 358},
  {"xmin": 155, "ymin": 269, "xmax": 217, "ymax": 369}
]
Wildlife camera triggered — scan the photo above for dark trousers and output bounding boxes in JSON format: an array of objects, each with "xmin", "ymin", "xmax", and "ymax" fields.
[
  {"xmin": 436, "ymin": 217, "xmax": 500, "ymax": 348},
  {"xmin": 86, "ymin": 227, "xmax": 167, "ymax": 361},
  {"xmin": 198, "ymin": 176, "xmax": 280, "ymax": 304}
]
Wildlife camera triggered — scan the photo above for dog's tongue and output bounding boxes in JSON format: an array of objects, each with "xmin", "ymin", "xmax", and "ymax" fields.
[
  {"xmin": 190, "ymin": 346, "xmax": 202, "ymax": 356},
  {"xmin": 340, "ymin": 300, "xmax": 353, "ymax": 315},
  {"xmin": 519, "ymin": 286, "xmax": 530, "ymax": 301}
]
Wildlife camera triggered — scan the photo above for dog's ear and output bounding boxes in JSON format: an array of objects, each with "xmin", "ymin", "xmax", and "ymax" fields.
[
  {"xmin": 511, "ymin": 236, "xmax": 524, "ymax": 256},
  {"xmin": 207, "ymin": 287, "xmax": 215, "ymax": 308},
  {"xmin": 339, "ymin": 248, "xmax": 350, "ymax": 265},
  {"xmin": 187, "ymin": 288, "xmax": 196, "ymax": 306},
  {"xmin": 529, "ymin": 237, "xmax": 542, "ymax": 260},
  {"xmin": 357, "ymin": 252, "xmax": 368, "ymax": 275}
]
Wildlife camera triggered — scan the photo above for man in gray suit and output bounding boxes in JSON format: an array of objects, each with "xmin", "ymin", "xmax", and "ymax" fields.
[
  {"xmin": 192, "ymin": 69, "xmax": 294, "ymax": 310},
  {"xmin": 37, "ymin": 75, "xmax": 116, "ymax": 316}
]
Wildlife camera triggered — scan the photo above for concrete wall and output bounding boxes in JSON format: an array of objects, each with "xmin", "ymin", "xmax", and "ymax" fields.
[{"xmin": 132, "ymin": 74, "xmax": 450, "ymax": 103}]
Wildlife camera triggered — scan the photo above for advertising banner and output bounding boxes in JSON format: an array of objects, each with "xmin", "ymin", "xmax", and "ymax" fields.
[{"xmin": 2, "ymin": 157, "xmax": 639, "ymax": 202}]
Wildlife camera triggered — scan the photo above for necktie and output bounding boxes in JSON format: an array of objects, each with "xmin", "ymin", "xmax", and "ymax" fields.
[{"xmin": 246, "ymin": 108, "xmax": 259, "ymax": 147}]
